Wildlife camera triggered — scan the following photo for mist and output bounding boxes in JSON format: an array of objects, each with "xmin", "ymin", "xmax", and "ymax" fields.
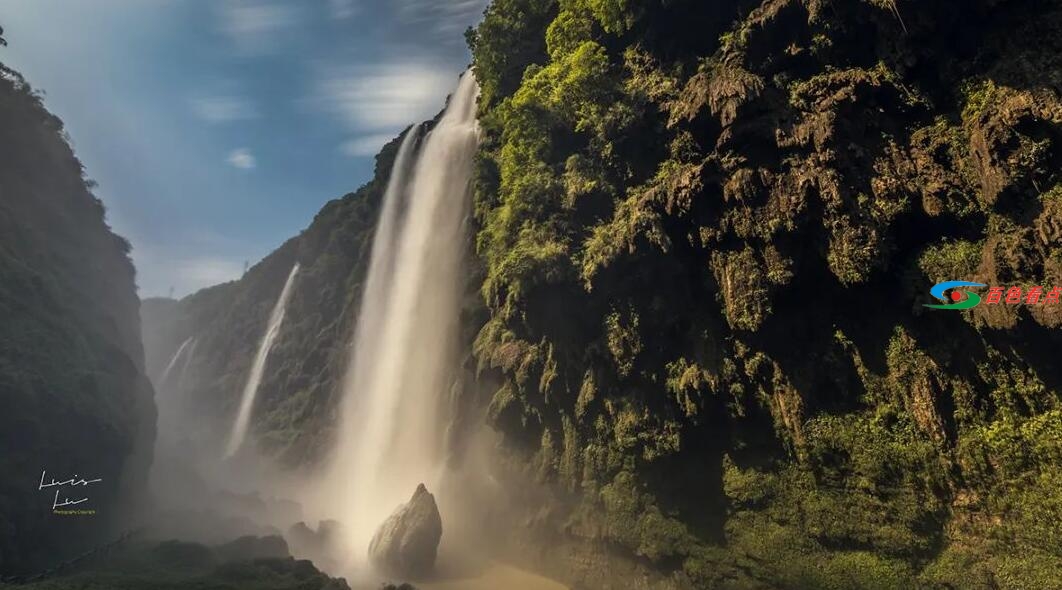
[{"xmin": 136, "ymin": 71, "xmax": 555, "ymax": 589}]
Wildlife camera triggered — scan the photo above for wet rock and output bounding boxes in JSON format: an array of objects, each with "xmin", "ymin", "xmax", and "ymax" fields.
[{"xmin": 368, "ymin": 484, "xmax": 442, "ymax": 577}]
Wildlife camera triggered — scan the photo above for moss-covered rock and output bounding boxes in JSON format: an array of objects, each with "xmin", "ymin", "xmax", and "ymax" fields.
[{"xmin": 467, "ymin": 0, "xmax": 1062, "ymax": 587}]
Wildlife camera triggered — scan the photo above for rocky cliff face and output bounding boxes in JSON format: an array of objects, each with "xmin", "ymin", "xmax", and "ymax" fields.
[
  {"xmin": 465, "ymin": 0, "xmax": 1062, "ymax": 587},
  {"xmin": 137, "ymin": 0, "xmax": 1062, "ymax": 587},
  {"xmin": 0, "ymin": 63, "xmax": 156, "ymax": 574}
]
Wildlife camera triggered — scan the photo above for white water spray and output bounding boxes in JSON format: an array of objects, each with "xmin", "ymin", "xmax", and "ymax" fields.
[
  {"xmin": 225, "ymin": 263, "xmax": 301, "ymax": 458},
  {"xmin": 324, "ymin": 71, "xmax": 480, "ymax": 565}
]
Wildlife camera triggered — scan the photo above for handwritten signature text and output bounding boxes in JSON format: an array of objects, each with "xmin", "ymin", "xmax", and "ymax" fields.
[{"xmin": 39, "ymin": 470, "xmax": 103, "ymax": 511}]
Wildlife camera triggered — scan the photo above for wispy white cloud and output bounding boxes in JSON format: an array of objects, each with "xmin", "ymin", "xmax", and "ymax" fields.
[
  {"xmin": 339, "ymin": 133, "xmax": 395, "ymax": 157},
  {"xmin": 395, "ymin": 0, "xmax": 488, "ymax": 36},
  {"xmin": 316, "ymin": 61, "xmax": 456, "ymax": 132},
  {"xmin": 220, "ymin": 0, "xmax": 300, "ymax": 54},
  {"xmin": 328, "ymin": 0, "xmax": 357, "ymax": 19},
  {"xmin": 227, "ymin": 148, "xmax": 257, "ymax": 169},
  {"xmin": 190, "ymin": 96, "xmax": 259, "ymax": 123}
]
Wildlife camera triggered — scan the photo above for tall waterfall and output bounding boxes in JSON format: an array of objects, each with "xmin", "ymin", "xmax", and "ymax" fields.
[
  {"xmin": 326, "ymin": 70, "xmax": 480, "ymax": 563},
  {"xmin": 224, "ymin": 263, "xmax": 301, "ymax": 458}
]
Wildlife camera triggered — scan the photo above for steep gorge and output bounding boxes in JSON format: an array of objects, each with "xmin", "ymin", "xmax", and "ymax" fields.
[{"xmin": 135, "ymin": 0, "xmax": 1062, "ymax": 588}]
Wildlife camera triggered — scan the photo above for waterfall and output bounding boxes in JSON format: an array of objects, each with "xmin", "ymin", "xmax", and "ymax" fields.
[
  {"xmin": 345, "ymin": 122, "xmax": 422, "ymax": 401},
  {"xmin": 326, "ymin": 70, "xmax": 480, "ymax": 564},
  {"xmin": 156, "ymin": 335, "xmax": 196, "ymax": 441},
  {"xmin": 158, "ymin": 336, "xmax": 194, "ymax": 387},
  {"xmin": 224, "ymin": 263, "xmax": 301, "ymax": 458},
  {"xmin": 176, "ymin": 337, "xmax": 199, "ymax": 391}
]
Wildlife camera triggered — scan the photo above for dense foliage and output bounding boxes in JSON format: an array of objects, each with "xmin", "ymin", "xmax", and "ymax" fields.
[
  {"xmin": 467, "ymin": 0, "xmax": 1062, "ymax": 587},
  {"xmin": 0, "ymin": 63, "xmax": 155, "ymax": 574}
]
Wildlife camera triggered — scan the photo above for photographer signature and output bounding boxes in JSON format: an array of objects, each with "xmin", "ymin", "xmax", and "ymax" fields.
[{"xmin": 39, "ymin": 470, "xmax": 102, "ymax": 510}]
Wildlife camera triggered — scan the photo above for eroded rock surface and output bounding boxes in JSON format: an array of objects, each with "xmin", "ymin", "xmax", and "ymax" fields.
[{"xmin": 367, "ymin": 484, "xmax": 442, "ymax": 577}]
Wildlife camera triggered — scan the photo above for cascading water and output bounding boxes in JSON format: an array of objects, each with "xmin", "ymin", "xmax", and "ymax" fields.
[
  {"xmin": 324, "ymin": 70, "xmax": 480, "ymax": 567},
  {"xmin": 155, "ymin": 335, "xmax": 197, "ymax": 445},
  {"xmin": 158, "ymin": 336, "xmax": 194, "ymax": 387},
  {"xmin": 175, "ymin": 337, "xmax": 199, "ymax": 391},
  {"xmin": 344, "ymin": 122, "xmax": 422, "ymax": 401},
  {"xmin": 224, "ymin": 263, "xmax": 301, "ymax": 458}
]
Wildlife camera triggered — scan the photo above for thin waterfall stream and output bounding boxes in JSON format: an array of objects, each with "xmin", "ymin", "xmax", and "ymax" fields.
[
  {"xmin": 225, "ymin": 263, "xmax": 301, "ymax": 458},
  {"xmin": 157, "ymin": 336, "xmax": 194, "ymax": 387}
]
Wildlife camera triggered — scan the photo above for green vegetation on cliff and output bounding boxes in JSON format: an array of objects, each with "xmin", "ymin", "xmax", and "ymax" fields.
[
  {"xmin": 0, "ymin": 61, "xmax": 156, "ymax": 573},
  {"xmin": 468, "ymin": 0, "xmax": 1062, "ymax": 587}
]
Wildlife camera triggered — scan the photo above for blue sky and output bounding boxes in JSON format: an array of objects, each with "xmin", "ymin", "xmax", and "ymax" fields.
[{"xmin": 0, "ymin": 0, "xmax": 487, "ymax": 297}]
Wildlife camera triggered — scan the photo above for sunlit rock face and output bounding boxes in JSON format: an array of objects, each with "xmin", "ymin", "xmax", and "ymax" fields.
[
  {"xmin": 367, "ymin": 484, "xmax": 443, "ymax": 577},
  {"xmin": 464, "ymin": 0, "xmax": 1062, "ymax": 587}
]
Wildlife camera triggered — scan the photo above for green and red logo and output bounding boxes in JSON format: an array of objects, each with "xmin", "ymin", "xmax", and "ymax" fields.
[
  {"xmin": 925, "ymin": 281, "xmax": 987, "ymax": 309},
  {"xmin": 926, "ymin": 281, "xmax": 1062, "ymax": 310}
]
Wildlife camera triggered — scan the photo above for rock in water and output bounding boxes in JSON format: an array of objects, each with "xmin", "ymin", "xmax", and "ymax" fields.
[{"xmin": 368, "ymin": 484, "xmax": 442, "ymax": 576}]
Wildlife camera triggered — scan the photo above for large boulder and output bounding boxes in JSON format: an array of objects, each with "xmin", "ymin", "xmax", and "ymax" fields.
[{"xmin": 368, "ymin": 484, "xmax": 442, "ymax": 576}]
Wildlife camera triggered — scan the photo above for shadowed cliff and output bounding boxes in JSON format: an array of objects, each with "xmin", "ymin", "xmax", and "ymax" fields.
[{"xmin": 0, "ymin": 62, "xmax": 156, "ymax": 575}]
